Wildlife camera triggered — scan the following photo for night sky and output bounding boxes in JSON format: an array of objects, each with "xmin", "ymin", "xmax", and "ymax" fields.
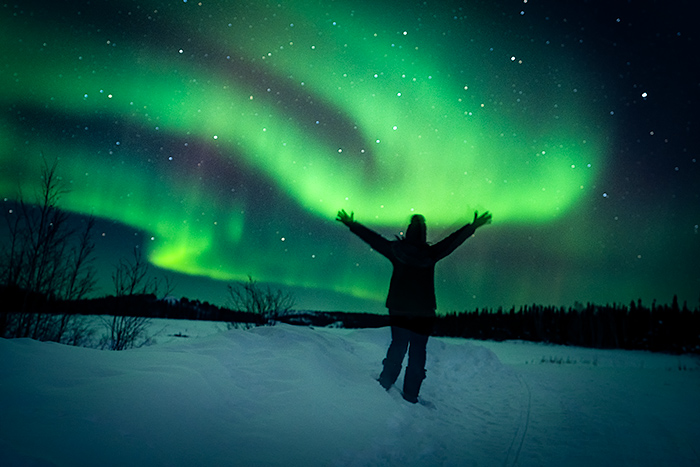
[{"xmin": 1, "ymin": 0, "xmax": 697, "ymax": 313}]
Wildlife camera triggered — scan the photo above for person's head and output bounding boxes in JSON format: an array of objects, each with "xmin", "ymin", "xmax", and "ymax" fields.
[{"xmin": 404, "ymin": 214, "xmax": 427, "ymax": 245}]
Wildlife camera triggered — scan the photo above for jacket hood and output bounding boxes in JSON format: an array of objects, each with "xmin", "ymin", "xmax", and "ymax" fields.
[{"xmin": 405, "ymin": 214, "xmax": 427, "ymax": 245}]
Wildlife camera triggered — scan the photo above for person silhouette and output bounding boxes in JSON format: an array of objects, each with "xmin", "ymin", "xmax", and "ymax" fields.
[{"xmin": 336, "ymin": 209, "xmax": 492, "ymax": 403}]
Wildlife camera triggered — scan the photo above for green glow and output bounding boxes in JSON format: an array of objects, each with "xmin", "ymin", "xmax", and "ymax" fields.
[{"xmin": 0, "ymin": 1, "xmax": 607, "ymax": 307}]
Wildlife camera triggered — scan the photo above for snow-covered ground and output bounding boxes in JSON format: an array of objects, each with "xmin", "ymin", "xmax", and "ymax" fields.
[{"xmin": 1, "ymin": 321, "xmax": 699, "ymax": 466}]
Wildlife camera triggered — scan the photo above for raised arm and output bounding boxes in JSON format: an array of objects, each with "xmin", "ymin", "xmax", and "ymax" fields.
[
  {"xmin": 336, "ymin": 209, "xmax": 393, "ymax": 258},
  {"xmin": 431, "ymin": 210, "xmax": 492, "ymax": 261}
]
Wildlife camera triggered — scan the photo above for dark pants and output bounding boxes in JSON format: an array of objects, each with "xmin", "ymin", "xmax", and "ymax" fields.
[{"xmin": 378, "ymin": 315, "xmax": 434, "ymax": 402}]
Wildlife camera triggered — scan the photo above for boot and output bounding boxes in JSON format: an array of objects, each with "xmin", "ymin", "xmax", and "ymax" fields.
[
  {"xmin": 402, "ymin": 367, "xmax": 426, "ymax": 403},
  {"xmin": 378, "ymin": 358, "xmax": 402, "ymax": 390}
]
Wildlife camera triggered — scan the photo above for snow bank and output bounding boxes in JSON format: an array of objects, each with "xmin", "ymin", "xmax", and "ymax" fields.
[{"xmin": 1, "ymin": 324, "xmax": 698, "ymax": 466}]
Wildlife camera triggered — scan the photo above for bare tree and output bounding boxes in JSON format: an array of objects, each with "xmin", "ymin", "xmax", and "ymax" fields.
[
  {"xmin": 19, "ymin": 158, "xmax": 71, "ymax": 298},
  {"xmin": 113, "ymin": 247, "xmax": 154, "ymax": 297},
  {"xmin": 102, "ymin": 247, "xmax": 173, "ymax": 350},
  {"xmin": 111, "ymin": 247, "xmax": 175, "ymax": 299},
  {"xmin": 52, "ymin": 216, "xmax": 98, "ymax": 343},
  {"xmin": 227, "ymin": 275, "xmax": 295, "ymax": 325},
  {"xmin": 1, "ymin": 157, "xmax": 98, "ymax": 341},
  {"xmin": 102, "ymin": 313, "xmax": 152, "ymax": 351},
  {"xmin": 1, "ymin": 197, "xmax": 26, "ymax": 288},
  {"xmin": 64, "ymin": 216, "xmax": 98, "ymax": 301}
]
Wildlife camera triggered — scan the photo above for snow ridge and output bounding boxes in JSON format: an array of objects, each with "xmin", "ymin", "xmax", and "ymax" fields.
[{"xmin": 1, "ymin": 323, "xmax": 699, "ymax": 466}]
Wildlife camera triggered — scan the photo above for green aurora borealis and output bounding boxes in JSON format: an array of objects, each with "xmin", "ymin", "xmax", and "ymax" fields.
[{"xmin": 2, "ymin": 0, "xmax": 697, "ymax": 312}]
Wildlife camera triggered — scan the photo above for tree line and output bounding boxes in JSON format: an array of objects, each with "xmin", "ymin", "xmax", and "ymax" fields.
[
  {"xmin": 282, "ymin": 299, "xmax": 700, "ymax": 354},
  {"xmin": 3, "ymin": 280, "xmax": 698, "ymax": 354},
  {"xmin": 432, "ymin": 298, "xmax": 699, "ymax": 354}
]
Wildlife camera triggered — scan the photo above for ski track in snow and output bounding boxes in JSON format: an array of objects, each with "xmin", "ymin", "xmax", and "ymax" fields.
[{"xmin": 1, "ymin": 322, "xmax": 699, "ymax": 466}]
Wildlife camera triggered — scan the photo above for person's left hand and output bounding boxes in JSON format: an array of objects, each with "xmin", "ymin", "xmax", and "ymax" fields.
[
  {"xmin": 472, "ymin": 211, "xmax": 492, "ymax": 228},
  {"xmin": 336, "ymin": 209, "xmax": 355, "ymax": 226}
]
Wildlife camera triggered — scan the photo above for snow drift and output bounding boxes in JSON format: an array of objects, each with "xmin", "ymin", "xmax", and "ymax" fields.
[{"xmin": 1, "ymin": 322, "xmax": 698, "ymax": 466}]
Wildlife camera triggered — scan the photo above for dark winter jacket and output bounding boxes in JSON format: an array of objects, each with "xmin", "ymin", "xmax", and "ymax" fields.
[{"xmin": 348, "ymin": 221, "xmax": 477, "ymax": 316}]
